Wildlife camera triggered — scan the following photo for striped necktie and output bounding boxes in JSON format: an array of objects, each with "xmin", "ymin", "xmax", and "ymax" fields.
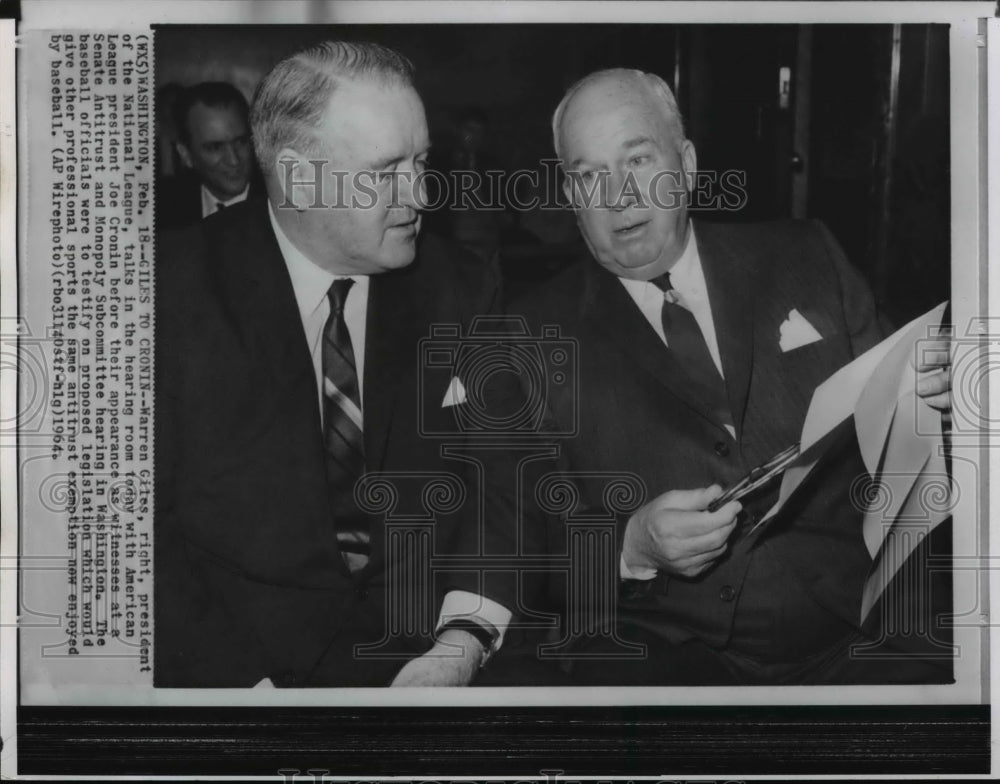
[
  {"xmin": 322, "ymin": 278, "xmax": 369, "ymax": 571},
  {"xmin": 651, "ymin": 273, "xmax": 733, "ymax": 430}
]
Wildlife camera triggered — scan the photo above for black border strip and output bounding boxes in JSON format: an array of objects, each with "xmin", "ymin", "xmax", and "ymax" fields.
[{"xmin": 17, "ymin": 704, "xmax": 990, "ymax": 776}]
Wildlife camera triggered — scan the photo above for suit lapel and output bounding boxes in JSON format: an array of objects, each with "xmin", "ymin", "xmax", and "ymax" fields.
[
  {"xmin": 362, "ymin": 267, "xmax": 418, "ymax": 473},
  {"xmin": 210, "ymin": 201, "xmax": 319, "ymax": 424},
  {"xmin": 694, "ymin": 220, "xmax": 756, "ymax": 439},
  {"xmin": 581, "ymin": 257, "xmax": 730, "ymax": 434}
]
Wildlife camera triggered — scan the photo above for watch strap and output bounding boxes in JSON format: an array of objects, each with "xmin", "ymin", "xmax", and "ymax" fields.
[{"xmin": 435, "ymin": 616, "xmax": 499, "ymax": 668}]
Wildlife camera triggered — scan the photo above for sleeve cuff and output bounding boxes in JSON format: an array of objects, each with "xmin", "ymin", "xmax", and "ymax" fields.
[
  {"xmin": 620, "ymin": 553, "xmax": 657, "ymax": 581},
  {"xmin": 437, "ymin": 590, "xmax": 513, "ymax": 650}
]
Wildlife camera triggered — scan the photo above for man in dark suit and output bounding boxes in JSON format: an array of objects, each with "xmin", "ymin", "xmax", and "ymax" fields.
[
  {"xmin": 397, "ymin": 68, "xmax": 952, "ymax": 686},
  {"xmin": 157, "ymin": 82, "xmax": 262, "ymax": 230},
  {"xmin": 155, "ymin": 42, "xmax": 505, "ymax": 687}
]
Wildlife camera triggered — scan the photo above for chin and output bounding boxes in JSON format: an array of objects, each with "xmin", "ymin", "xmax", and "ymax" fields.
[
  {"xmin": 606, "ymin": 251, "xmax": 660, "ymax": 276},
  {"xmin": 381, "ymin": 248, "xmax": 417, "ymax": 270}
]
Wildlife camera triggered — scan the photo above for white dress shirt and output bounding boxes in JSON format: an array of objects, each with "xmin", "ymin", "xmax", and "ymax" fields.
[
  {"xmin": 268, "ymin": 203, "xmax": 368, "ymax": 417},
  {"xmin": 268, "ymin": 204, "xmax": 511, "ymax": 651},
  {"xmin": 202, "ymin": 183, "xmax": 250, "ymax": 219},
  {"xmin": 618, "ymin": 224, "xmax": 726, "ymax": 383}
]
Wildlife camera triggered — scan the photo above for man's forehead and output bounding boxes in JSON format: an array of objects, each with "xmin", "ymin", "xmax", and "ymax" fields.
[
  {"xmin": 317, "ymin": 79, "xmax": 428, "ymax": 154},
  {"xmin": 560, "ymin": 78, "xmax": 666, "ymax": 156},
  {"xmin": 322, "ymin": 79, "xmax": 422, "ymax": 119},
  {"xmin": 188, "ymin": 102, "xmax": 248, "ymax": 137}
]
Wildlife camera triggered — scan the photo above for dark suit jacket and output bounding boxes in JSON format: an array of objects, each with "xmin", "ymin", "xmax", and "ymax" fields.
[
  {"xmin": 156, "ymin": 170, "xmax": 265, "ymax": 231},
  {"xmin": 477, "ymin": 219, "xmax": 949, "ymax": 679},
  {"xmin": 154, "ymin": 200, "xmax": 499, "ymax": 687}
]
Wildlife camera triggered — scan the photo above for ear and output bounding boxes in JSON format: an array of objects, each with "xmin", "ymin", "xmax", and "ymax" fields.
[
  {"xmin": 274, "ymin": 147, "xmax": 326, "ymax": 212},
  {"xmin": 176, "ymin": 141, "xmax": 194, "ymax": 170},
  {"xmin": 680, "ymin": 139, "xmax": 698, "ymax": 193}
]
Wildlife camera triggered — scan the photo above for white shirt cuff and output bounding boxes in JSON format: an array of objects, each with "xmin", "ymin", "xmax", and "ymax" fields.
[
  {"xmin": 620, "ymin": 554, "xmax": 658, "ymax": 581},
  {"xmin": 437, "ymin": 590, "xmax": 513, "ymax": 649}
]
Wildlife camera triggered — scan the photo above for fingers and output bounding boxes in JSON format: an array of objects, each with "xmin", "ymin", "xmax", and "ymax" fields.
[
  {"xmin": 673, "ymin": 543, "xmax": 730, "ymax": 578},
  {"xmin": 670, "ymin": 514, "xmax": 738, "ymax": 560},
  {"xmin": 652, "ymin": 484, "xmax": 723, "ymax": 512},
  {"xmin": 686, "ymin": 516, "xmax": 739, "ymax": 551},
  {"xmin": 917, "ymin": 367, "xmax": 951, "ymax": 397},
  {"xmin": 664, "ymin": 499, "xmax": 742, "ymax": 539},
  {"xmin": 920, "ymin": 391, "xmax": 952, "ymax": 412},
  {"xmin": 710, "ymin": 500, "xmax": 742, "ymax": 526}
]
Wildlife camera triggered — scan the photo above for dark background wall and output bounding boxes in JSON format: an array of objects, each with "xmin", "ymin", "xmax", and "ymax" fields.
[{"xmin": 155, "ymin": 24, "xmax": 950, "ymax": 326}]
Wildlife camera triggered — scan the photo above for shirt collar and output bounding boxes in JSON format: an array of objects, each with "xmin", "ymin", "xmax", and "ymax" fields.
[
  {"xmin": 267, "ymin": 201, "xmax": 368, "ymax": 320},
  {"xmin": 201, "ymin": 183, "xmax": 249, "ymax": 214},
  {"xmin": 668, "ymin": 223, "xmax": 707, "ymax": 300}
]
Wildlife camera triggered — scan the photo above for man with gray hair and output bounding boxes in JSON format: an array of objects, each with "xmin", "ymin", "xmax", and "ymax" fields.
[
  {"xmin": 409, "ymin": 67, "xmax": 954, "ymax": 686},
  {"xmin": 155, "ymin": 41, "xmax": 508, "ymax": 687}
]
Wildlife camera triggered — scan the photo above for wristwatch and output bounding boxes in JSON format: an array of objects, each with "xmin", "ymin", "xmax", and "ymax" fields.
[{"xmin": 435, "ymin": 616, "xmax": 500, "ymax": 668}]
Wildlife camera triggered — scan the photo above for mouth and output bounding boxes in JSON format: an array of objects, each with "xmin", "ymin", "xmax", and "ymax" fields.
[
  {"xmin": 613, "ymin": 220, "xmax": 649, "ymax": 239},
  {"xmin": 388, "ymin": 216, "xmax": 420, "ymax": 236}
]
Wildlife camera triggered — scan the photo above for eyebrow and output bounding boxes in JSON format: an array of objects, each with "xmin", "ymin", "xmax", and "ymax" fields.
[
  {"xmin": 567, "ymin": 136, "xmax": 657, "ymax": 169},
  {"xmin": 623, "ymin": 135, "xmax": 656, "ymax": 150},
  {"xmin": 367, "ymin": 154, "xmax": 402, "ymax": 171},
  {"xmin": 366, "ymin": 145, "xmax": 431, "ymax": 172}
]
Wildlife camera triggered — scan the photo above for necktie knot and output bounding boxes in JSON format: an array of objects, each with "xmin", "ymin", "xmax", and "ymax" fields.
[
  {"xmin": 328, "ymin": 278, "xmax": 354, "ymax": 315},
  {"xmin": 651, "ymin": 272, "xmax": 683, "ymax": 305},
  {"xmin": 650, "ymin": 272, "xmax": 673, "ymax": 294}
]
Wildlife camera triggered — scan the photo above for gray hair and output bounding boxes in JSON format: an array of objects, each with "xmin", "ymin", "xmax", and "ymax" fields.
[
  {"xmin": 551, "ymin": 68, "xmax": 686, "ymax": 161},
  {"xmin": 250, "ymin": 40, "xmax": 415, "ymax": 177}
]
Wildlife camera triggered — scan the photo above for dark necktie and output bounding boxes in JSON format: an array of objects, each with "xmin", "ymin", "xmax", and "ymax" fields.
[
  {"xmin": 651, "ymin": 273, "xmax": 733, "ymax": 430},
  {"xmin": 322, "ymin": 278, "xmax": 369, "ymax": 571},
  {"xmin": 216, "ymin": 201, "xmax": 227, "ymax": 212}
]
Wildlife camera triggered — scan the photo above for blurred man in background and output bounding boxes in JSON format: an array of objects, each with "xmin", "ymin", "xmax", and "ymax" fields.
[{"xmin": 157, "ymin": 81, "xmax": 260, "ymax": 229}]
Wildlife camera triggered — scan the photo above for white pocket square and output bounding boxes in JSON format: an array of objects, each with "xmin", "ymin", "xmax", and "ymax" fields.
[
  {"xmin": 778, "ymin": 308, "xmax": 823, "ymax": 352},
  {"xmin": 441, "ymin": 376, "xmax": 467, "ymax": 408}
]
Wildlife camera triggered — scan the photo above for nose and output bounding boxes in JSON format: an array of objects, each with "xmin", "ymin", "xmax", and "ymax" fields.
[
  {"xmin": 221, "ymin": 142, "xmax": 241, "ymax": 168},
  {"xmin": 395, "ymin": 165, "xmax": 425, "ymax": 212},
  {"xmin": 609, "ymin": 168, "xmax": 637, "ymax": 211}
]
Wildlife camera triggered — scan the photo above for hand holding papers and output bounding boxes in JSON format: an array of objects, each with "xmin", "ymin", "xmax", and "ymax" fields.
[{"xmin": 752, "ymin": 302, "xmax": 951, "ymax": 623}]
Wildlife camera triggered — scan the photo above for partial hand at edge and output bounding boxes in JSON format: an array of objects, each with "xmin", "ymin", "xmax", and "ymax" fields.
[{"xmin": 913, "ymin": 336, "xmax": 952, "ymax": 412}]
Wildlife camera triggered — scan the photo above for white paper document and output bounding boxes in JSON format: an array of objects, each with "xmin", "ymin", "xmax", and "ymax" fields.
[{"xmin": 755, "ymin": 302, "xmax": 950, "ymax": 622}]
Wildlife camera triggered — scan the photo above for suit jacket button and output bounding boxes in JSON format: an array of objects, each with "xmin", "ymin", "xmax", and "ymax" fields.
[
  {"xmin": 355, "ymin": 585, "xmax": 369, "ymax": 601},
  {"xmin": 719, "ymin": 585, "xmax": 736, "ymax": 602},
  {"xmin": 714, "ymin": 441, "xmax": 730, "ymax": 457}
]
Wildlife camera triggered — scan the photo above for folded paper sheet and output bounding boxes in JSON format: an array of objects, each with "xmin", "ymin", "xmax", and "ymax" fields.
[{"xmin": 755, "ymin": 302, "xmax": 950, "ymax": 623}]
